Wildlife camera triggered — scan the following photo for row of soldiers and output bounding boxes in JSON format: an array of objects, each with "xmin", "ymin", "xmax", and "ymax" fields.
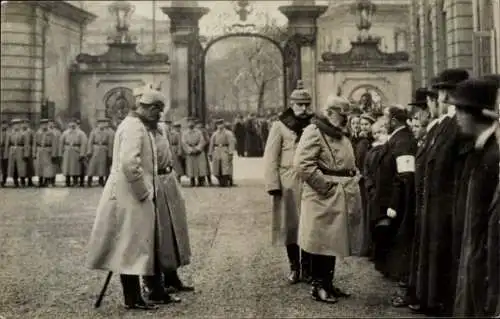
[
  {"xmin": 349, "ymin": 69, "xmax": 500, "ymax": 317},
  {"xmin": 0, "ymin": 118, "xmax": 114, "ymax": 187}
]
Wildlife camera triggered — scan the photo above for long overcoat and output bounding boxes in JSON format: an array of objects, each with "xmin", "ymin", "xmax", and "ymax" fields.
[
  {"xmin": 33, "ymin": 129, "xmax": 58, "ymax": 178},
  {"xmin": 87, "ymin": 115, "xmax": 159, "ymax": 275},
  {"xmin": 59, "ymin": 129, "xmax": 87, "ymax": 176},
  {"xmin": 263, "ymin": 119, "xmax": 304, "ymax": 245},
  {"xmin": 293, "ymin": 119, "xmax": 362, "ymax": 257},
  {"xmin": 209, "ymin": 129, "xmax": 235, "ymax": 177},
  {"xmin": 182, "ymin": 128, "xmax": 209, "ymax": 178},
  {"xmin": 155, "ymin": 132, "xmax": 191, "ymax": 268},
  {"xmin": 4, "ymin": 130, "xmax": 29, "ymax": 177},
  {"xmin": 453, "ymin": 131, "xmax": 499, "ymax": 317},
  {"xmin": 86, "ymin": 128, "xmax": 112, "ymax": 177},
  {"xmin": 169, "ymin": 130, "xmax": 184, "ymax": 176}
]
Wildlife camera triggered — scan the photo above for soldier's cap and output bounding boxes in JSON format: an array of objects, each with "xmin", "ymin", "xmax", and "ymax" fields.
[
  {"xmin": 163, "ymin": 119, "xmax": 172, "ymax": 124},
  {"xmin": 173, "ymin": 122, "xmax": 182, "ymax": 127},
  {"xmin": 325, "ymin": 94, "xmax": 350, "ymax": 115},
  {"xmin": 97, "ymin": 118, "xmax": 110, "ymax": 123},
  {"xmin": 290, "ymin": 80, "xmax": 312, "ymax": 104},
  {"xmin": 432, "ymin": 68, "xmax": 470, "ymax": 90},
  {"xmin": 10, "ymin": 118, "xmax": 22, "ymax": 124},
  {"xmin": 39, "ymin": 119, "xmax": 49, "ymax": 124},
  {"xmin": 447, "ymin": 77, "xmax": 499, "ymax": 120},
  {"xmin": 138, "ymin": 90, "xmax": 166, "ymax": 106},
  {"xmin": 215, "ymin": 118, "xmax": 224, "ymax": 125}
]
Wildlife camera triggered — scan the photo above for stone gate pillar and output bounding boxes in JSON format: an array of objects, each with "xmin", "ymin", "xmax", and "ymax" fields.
[
  {"xmin": 162, "ymin": 3, "xmax": 209, "ymax": 121},
  {"xmin": 279, "ymin": 1, "xmax": 327, "ymax": 110}
]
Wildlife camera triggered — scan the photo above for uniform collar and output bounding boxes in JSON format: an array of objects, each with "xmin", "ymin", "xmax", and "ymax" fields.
[
  {"xmin": 388, "ymin": 126, "xmax": 405, "ymax": 141},
  {"xmin": 427, "ymin": 118, "xmax": 440, "ymax": 132},
  {"xmin": 475, "ymin": 122, "xmax": 498, "ymax": 150}
]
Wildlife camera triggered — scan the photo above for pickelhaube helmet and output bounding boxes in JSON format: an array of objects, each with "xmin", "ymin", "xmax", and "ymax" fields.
[{"xmin": 290, "ymin": 80, "xmax": 312, "ymax": 104}]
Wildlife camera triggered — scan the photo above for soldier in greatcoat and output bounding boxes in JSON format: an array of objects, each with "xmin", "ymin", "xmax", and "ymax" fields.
[
  {"xmin": 447, "ymin": 77, "xmax": 499, "ymax": 317},
  {"xmin": 4, "ymin": 119, "xmax": 30, "ymax": 187},
  {"xmin": 87, "ymin": 89, "xmax": 171, "ymax": 310},
  {"xmin": 182, "ymin": 117, "xmax": 209, "ymax": 187},
  {"xmin": 225, "ymin": 121, "xmax": 237, "ymax": 186},
  {"xmin": 1, "ymin": 120, "xmax": 9, "ymax": 187},
  {"xmin": 209, "ymin": 119, "xmax": 235, "ymax": 187},
  {"xmin": 196, "ymin": 120, "xmax": 213, "ymax": 186},
  {"xmin": 293, "ymin": 95, "xmax": 361, "ymax": 303},
  {"xmin": 59, "ymin": 119, "xmax": 87, "ymax": 187},
  {"xmin": 86, "ymin": 119, "xmax": 113, "ymax": 187},
  {"xmin": 33, "ymin": 119, "xmax": 58, "ymax": 187},
  {"xmin": 263, "ymin": 80, "xmax": 314, "ymax": 284},
  {"xmin": 370, "ymin": 107, "xmax": 417, "ymax": 285},
  {"xmin": 407, "ymin": 69, "xmax": 470, "ymax": 315},
  {"xmin": 48, "ymin": 120, "xmax": 61, "ymax": 186},
  {"xmin": 169, "ymin": 122, "xmax": 185, "ymax": 181},
  {"xmin": 21, "ymin": 119, "xmax": 35, "ymax": 187},
  {"xmin": 105, "ymin": 121, "xmax": 115, "ymax": 183}
]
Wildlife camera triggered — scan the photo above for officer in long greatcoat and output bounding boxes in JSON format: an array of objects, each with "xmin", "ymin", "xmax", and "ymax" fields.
[
  {"xmin": 59, "ymin": 119, "xmax": 87, "ymax": 187},
  {"xmin": 105, "ymin": 121, "xmax": 115, "ymax": 182},
  {"xmin": 21, "ymin": 119, "xmax": 35, "ymax": 187},
  {"xmin": 263, "ymin": 80, "xmax": 314, "ymax": 284},
  {"xmin": 225, "ymin": 121, "xmax": 237, "ymax": 186},
  {"xmin": 4, "ymin": 119, "xmax": 29, "ymax": 187},
  {"xmin": 196, "ymin": 121, "xmax": 213, "ymax": 186},
  {"xmin": 86, "ymin": 118, "xmax": 113, "ymax": 187},
  {"xmin": 169, "ymin": 122, "xmax": 185, "ymax": 181},
  {"xmin": 182, "ymin": 117, "xmax": 209, "ymax": 187},
  {"xmin": 48, "ymin": 120, "xmax": 61, "ymax": 186},
  {"xmin": 209, "ymin": 119, "xmax": 235, "ymax": 187},
  {"xmin": 33, "ymin": 119, "xmax": 58, "ymax": 187},
  {"xmin": 448, "ymin": 78, "xmax": 499, "ymax": 317},
  {"xmin": 1, "ymin": 120, "xmax": 9, "ymax": 187}
]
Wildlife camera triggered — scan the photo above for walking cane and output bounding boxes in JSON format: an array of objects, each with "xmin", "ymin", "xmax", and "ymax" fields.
[{"xmin": 94, "ymin": 271, "xmax": 113, "ymax": 308}]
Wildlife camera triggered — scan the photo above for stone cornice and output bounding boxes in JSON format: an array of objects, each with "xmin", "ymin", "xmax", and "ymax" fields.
[
  {"xmin": 74, "ymin": 43, "xmax": 170, "ymax": 66},
  {"xmin": 35, "ymin": 1, "xmax": 97, "ymax": 25},
  {"xmin": 318, "ymin": 63, "xmax": 413, "ymax": 73}
]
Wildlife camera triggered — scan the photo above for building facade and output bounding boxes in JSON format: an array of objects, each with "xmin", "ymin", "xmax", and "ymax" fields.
[
  {"xmin": 1, "ymin": 1, "xmax": 95, "ymax": 123},
  {"xmin": 410, "ymin": 0, "xmax": 500, "ymax": 89}
]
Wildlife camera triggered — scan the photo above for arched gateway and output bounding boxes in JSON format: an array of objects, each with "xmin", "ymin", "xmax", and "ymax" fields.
[{"xmin": 161, "ymin": 1, "xmax": 327, "ymax": 123}]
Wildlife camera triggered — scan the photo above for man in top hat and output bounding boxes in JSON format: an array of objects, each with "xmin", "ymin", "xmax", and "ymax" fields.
[
  {"xmin": 4, "ymin": 118, "xmax": 29, "ymax": 187},
  {"xmin": 0, "ymin": 120, "xmax": 9, "ymax": 186},
  {"xmin": 86, "ymin": 118, "xmax": 113, "ymax": 187},
  {"xmin": 263, "ymin": 79, "xmax": 314, "ymax": 284},
  {"xmin": 59, "ymin": 118, "xmax": 88, "ymax": 187},
  {"xmin": 169, "ymin": 122, "xmax": 185, "ymax": 181},
  {"xmin": 20, "ymin": 118, "xmax": 35, "ymax": 187},
  {"xmin": 208, "ymin": 119, "xmax": 235, "ymax": 187},
  {"xmin": 87, "ymin": 88, "xmax": 174, "ymax": 311},
  {"xmin": 182, "ymin": 117, "xmax": 209, "ymax": 187},
  {"xmin": 33, "ymin": 119, "xmax": 59, "ymax": 187},
  {"xmin": 446, "ymin": 77, "xmax": 500, "ymax": 317},
  {"xmin": 404, "ymin": 69, "xmax": 470, "ymax": 315}
]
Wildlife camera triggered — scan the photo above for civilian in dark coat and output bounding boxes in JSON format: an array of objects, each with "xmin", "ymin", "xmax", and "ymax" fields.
[
  {"xmin": 448, "ymin": 78, "xmax": 500, "ymax": 317},
  {"xmin": 244, "ymin": 116, "xmax": 263, "ymax": 157},
  {"xmin": 233, "ymin": 116, "xmax": 246, "ymax": 156},
  {"xmin": 370, "ymin": 107, "xmax": 417, "ymax": 283}
]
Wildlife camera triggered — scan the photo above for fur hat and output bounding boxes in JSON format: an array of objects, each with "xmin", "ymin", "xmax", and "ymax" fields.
[{"xmin": 290, "ymin": 80, "xmax": 312, "ymax": 104}]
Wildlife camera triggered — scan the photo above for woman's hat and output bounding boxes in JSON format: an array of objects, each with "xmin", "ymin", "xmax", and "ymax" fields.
[
  {"xmin": 290, "ymin": 80, "xmax": 312, "ymax": 104},
  {"xmin": 447, "ymin": 78, "xmax": 499, "ymax": 120},
  {"xmin": 432, "ymin": 68, "xmax": 469, "ymax": 90}
]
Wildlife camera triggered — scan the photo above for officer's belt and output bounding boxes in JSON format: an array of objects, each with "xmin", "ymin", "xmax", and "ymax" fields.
[
  {"xmin": 157, "ymin": 166, "xmax": 172, "ymax": 175},
  {"xmin": 214, "ymin": 144, "xmax": 229, "ymax": 147},
  {"xmin": 319, "ymin": 168, "xmax": 356, "ymax": 177}
]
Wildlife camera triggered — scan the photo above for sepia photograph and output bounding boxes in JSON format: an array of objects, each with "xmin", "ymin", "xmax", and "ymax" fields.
[{"xmin": 0, "ymin": 0, "xmax": 499, "ymax": 318}]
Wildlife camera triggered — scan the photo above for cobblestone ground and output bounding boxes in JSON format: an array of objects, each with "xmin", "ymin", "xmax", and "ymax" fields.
[{"xmin": 0, "ymin": 157, "xmax": 423, "ymax": 318}]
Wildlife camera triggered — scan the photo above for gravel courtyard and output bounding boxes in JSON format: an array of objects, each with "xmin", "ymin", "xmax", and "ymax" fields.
[{"xmin": 0, "ymin": 158, "xmax": 422, "ymax": 318}]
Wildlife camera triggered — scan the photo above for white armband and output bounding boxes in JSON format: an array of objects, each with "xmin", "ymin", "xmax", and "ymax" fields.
[{"xmin": 396, "ymin": 155, "xmax": 415, "ymax": 173}]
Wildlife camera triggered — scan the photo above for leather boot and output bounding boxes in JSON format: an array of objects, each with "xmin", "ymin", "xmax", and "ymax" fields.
[
  {"xmin": 164, "ymin": 270, "xmax": 194, "ymax": 293},
  {"xmin": 197, "ymin": 177, "xmax": 205, "ymax": 186},
  {"xmin": 39, "ymin": 177, "xmax": 45, "ymax": 187},
  {"xmin": 20, "ymin": 177, "xmax": 26, "ymax": 187},
  {"xmin": 286, "ymin": 244, "xmax": 300, "ymax": 284},
  {"xmin": 27, "ymin": 177, "xmax": 34, "ymax": 187},
  {"xmin": 98, "ymin": 176, "xmax": 105, "ymax": 186},
  {"xmin": 301, "ymin": 249, "xmax": 312, "ymax": 283},
  {"xmin": 143, "ymin": 273, "xmax": 181, "ymax": 304},
  {"xmin": 87, "ymin": 176, "xmax": 92, "ymax": 187},
  {"xmin": 190, "ymin": 178, "xmax": 195, "ymax": 187},
  {"xmin": 79, "ymin": 175, "xmax": 85, "ymax": 187},
  {"xmin": 311, "ymin": 280, "xmax": 338, "ymax": 304},
  {"xmin": 120, "ymin": 275, "xmax": 158, "ymax": 310},
  {"xmin": 72, "ymin": 176, "xmax": 78, "ymax": 186},
  {"xmin": 65, "ymin": 176, "xmax": 71, "ymax": 187}
]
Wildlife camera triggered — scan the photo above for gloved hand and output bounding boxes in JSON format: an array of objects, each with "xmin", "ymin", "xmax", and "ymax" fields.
[
  {"xmin": 268, "ymin": 189, "xmax": 282, "ymax": 196},
  {"xmin": 387, "ymin": 208, "xmax": 397, "ymax": 219}
]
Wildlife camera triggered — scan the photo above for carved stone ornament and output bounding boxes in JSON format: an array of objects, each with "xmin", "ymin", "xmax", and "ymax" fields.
[
  {"xmin": 104, "ymin": 87, "xmax": 134, "ymax": 127},
  {"xmin": 75, "ymin": 43, "xmax": 169, "ymax": 65},
  {"xmin": 321, "ymin": 38, "xmax": 409, "ymax": 67}
]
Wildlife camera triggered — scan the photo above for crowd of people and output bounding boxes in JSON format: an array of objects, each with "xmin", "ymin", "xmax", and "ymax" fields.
[{"xmin": 264, "ymin": 73, "xmax": 500, "ymax": 317}]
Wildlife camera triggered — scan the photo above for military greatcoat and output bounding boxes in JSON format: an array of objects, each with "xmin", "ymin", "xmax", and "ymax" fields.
[
  {"xmin": 87, "ymin": 114, "xmax": 159, "ymax": 275},
  {"xmin": 169, "ymin": 130, "xmax": 184, "ymax": 176},
  {"xmin": 209, "ymin": 129, "xmax": 235, "ymax": 177},
  {"xmin": 59, "ymin": 128, "xmax": 87, "ymax": 176},
  {"xmin": 4, "ymin": 129, "xmax": 30, "ymax": 177},
  {"xmin": 86, "ymin": 128, "xmax": 113, "ymax": 177},
  {"xmin": 33, "ymin": 129, "xmax": 58, "ymax": 178},
  {"xmin": 182, "ymin": 128, "xmax": 209, "ymax": 178}
]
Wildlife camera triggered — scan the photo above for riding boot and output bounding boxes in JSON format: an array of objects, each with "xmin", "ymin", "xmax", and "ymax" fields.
[
  {"xmin": 197, "ymin": 177, "xmax": 205, "ymax": 187},
  {"xmin": 87, "ymin": 176, "xmax": 92, "ymax": 187},
  {"xmin": 301, "ymin": 249, "xmax": 312, "ymax": 283},
  {"xmin": 27, "ymin": 177, "xmax": 34, "ymax": 187},
  {"xmin": 310, "ymin": 254, "xmax": 337, "ymax": 303},
  {"xmin": 39, "ymin": 177, "xmax": 45, "ymax": 187},
  {"xmin": 190, "ymin": 178, "xmax": 195, "ymax": 187},
  {"xmin": 163, "ymin": 269, "xmax": 195, "ymax": 292},
  {"xmin": 98, "ymin": 176, "xmax": 105, "ymax": 186},
  {"xmin": 120, "ymin": 274, "xmax": 157, "ymax": 310},
  {"xmin": 286, "ymin": 243, "xmax": 300, "ymax": 284},
  {"xmin": 13, "ymin": 178, "xmax": 19, "ymax": 187},
  {"xmin": 206, "ymin": 176, "xmax": 213, "ymax": 186},
  {"xmin": 79, "ymin": 175, "xmax": 85, "ymax": 187},
  {"xmin": 65, "ymin": 176, "xmax": 71, "ymax": 187},
  {"xmin": 72, "ymin": 176, "xmax": 78, "ymax": 186},
  {"xmin": 50, "ymin": 177, "xmax": 56, "ymax": 186},
  {"xmin": 228, "ymin": 175, "xmax": 234, "ymax": 186},
  {"xmin": 20, "ymin": 177, "xmax": 26, "ymax": 187}
]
